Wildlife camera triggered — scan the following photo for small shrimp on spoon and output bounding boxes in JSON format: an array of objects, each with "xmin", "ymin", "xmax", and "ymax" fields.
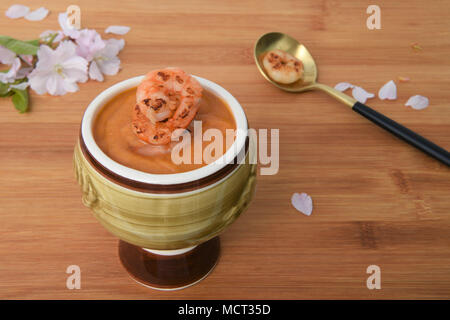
[{"xmin": 262, "ymin": 49, "xmax": 303, "ymax": 84}]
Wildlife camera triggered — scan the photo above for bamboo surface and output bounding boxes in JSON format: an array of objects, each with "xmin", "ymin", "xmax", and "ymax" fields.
[{"xmin": 0, "ymin": 0, "xmax": 449, "ymax": 299}]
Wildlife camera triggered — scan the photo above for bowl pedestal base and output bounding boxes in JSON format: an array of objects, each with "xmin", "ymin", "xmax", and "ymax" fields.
[{"xmin": 118, "ymin": 237, "xmax": 220, "ymax": 291}]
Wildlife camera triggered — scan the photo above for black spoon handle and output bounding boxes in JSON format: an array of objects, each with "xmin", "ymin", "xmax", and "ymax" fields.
[{"xmin": 352, "ymin": 102, "xmax": 450, "ymax": 166}]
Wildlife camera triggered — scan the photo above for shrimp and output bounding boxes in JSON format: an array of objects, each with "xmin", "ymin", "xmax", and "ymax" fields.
[
  {"xmin": 132, "ymin": 68, "xmax": 203, "ymax": 145},
  {"xmin": 262, "ymin": 49, "xmax": 303, "ymax": 84}
]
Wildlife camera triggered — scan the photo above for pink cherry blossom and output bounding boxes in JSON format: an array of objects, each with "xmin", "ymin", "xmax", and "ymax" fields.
[
  {"xmin": 28, "ymin": 41, "xmax": 88, "ymax": 96},
  {"xmin": 75, "ymin": 29, "xmax": 105, "ymax": 61},
  {"xmin": 89, "ymin": 39, "xmax": 124, "ymax": 81}
]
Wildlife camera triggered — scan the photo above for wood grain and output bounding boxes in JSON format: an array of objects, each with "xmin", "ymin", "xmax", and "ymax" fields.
[{"xmin": 1, "ymin": 0, "xmax": 449, "ymax": 299}]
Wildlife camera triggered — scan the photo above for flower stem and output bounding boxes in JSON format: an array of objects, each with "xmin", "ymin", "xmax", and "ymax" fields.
[{"xmin": 47, "ymin": 33, "xmax": 58, "ymax": 46}]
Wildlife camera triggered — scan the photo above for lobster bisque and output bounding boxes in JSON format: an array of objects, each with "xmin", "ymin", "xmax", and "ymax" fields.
[{"xmin": 93, "ymin": 87, "xmax": 236, "ymax": 174}]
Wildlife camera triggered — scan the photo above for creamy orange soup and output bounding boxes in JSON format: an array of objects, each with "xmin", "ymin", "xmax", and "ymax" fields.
[{"xmin": 93, "ymin": 88, "xmax": 236, "ymax": 174}]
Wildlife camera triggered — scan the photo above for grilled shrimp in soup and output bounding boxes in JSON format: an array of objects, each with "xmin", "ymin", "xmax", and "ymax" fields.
[{"xmin": 132, "ymin": 68, "xmax": 203, "ymax": 145}]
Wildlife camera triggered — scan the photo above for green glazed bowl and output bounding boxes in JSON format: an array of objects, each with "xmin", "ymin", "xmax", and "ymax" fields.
[{"xmin": 74, "ymin": 75, "xmax": 257, "ymax": 251}]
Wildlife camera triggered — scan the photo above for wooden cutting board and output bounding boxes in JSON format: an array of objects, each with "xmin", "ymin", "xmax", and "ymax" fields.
[{"xmin": 1, "ymin": 0, "xmax": 449, "ymax": 299}]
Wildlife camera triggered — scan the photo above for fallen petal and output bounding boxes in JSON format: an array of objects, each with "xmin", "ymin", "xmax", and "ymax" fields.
[
  {"xmin": 405, "ymin": 95, "xmax": 429, "ymax": 110},
  {"xmin": 5, "ymin": 4, "xmax": 29, "ymax": 19},
  {"xmin": 352, "ymin": 86, "xmax": 375, "ymax": 104},
  {"xmin": 291, "ymin": 192, "xmax": 313, "ymax": 216},
  {"xmin": 378, "ymin": 80, "xmax": 397, "ymax": 100},
  {"xmin": 398, "ymin": 76, "xmax": 410, "ymax": 83},
  {"xmin": 334, "ymin": 82, "xmax": 354, "ymax": 92},
  {"xmin": 105, "ymin": 25, "xmax": 130, "ymax": 35},
  {"xmin": 25, "ymin": 7, "xmax": 49, "ymax": 21}
]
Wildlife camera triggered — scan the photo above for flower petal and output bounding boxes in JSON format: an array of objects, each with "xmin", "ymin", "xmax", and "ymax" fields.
[
  {"xmin": 103, "ymin": 38, "xmax": 125, "ymax": 56},
  {"xmin": 16, "ymin": 66, "xmax": 33, "ymax": 79},
  {"xmin": 405, "ymin": 95, "xmax": 429, "ymax": 110},
  {"xmin": 111, "ymin": 38, "xmax": 125, "ymax": 51},
  {"xmin": 0, "ymin": 45, "xmax": 16, "ymax": 65},
  {"xmin": 5, "ymin": 5, "xmax": 29, "ymax": 19},
  {"xmin": 291, "ymin": 192, "xmax": 313, "ymax": 216},
  {"xmin": 24, "ymin": 7, "xmax": 49, "ymax": 21},
  {"xmin": 89, "ymin": 61, "xmax": 104, "ymax": 81},
  {"xmin": 33, "ymin": 45, "xmax": 56, "ymax": 71},
  {"xmin": 55, "ymin": 40, "xmax": 77, "ymax": 61},
  {"xmin": 20, "ymin": 54, "xmax": 34, "ymax": 66},
  {"xmin": 334, "ymin": 82, "xmax": 354, "ymax": 92},
  {"xmin": 46, "ymin": 74, "xmax": 69, "ymax": 95},
  {"xmin": 62, "ymin": 80, "xmax": 79, "ymax": 93},
  {"xmin": 352, "ymin": 86, "xmax": 375, "ymax": 104},
  {"xmin": 61, "ymin": 56, "xmax": 88, "ymax": 83},
  {"xmin": 378, "ymin": 80, "xmax": 397, "ymax": 100},
  {"xmin": 10, "ymin": 57, "xmax": 21, "ymax": 72},
  {"xmin": 0, "ymin": 57, "xmax": 21, "ymax": 83},
  {"xmin": 29, "ymin": 68, "xmax": 51, "ymax": 95},
  {"xmin": 10, "ymin": 81, "xmax": 29, "ymax": 90},
  {"xmin": 75, "ymin": 29, "xmax": 105, "ymax": 61},
  {"xmin": 105, "ymin": 25, "xmax": 130, "ymax": 35},
  {"xmin": 98, "ymin": 56, "xmax": 120, "ymax": 76},
  {"xmin": 91, "ymin": 38, "xmax": 124, "ymax": 79}
]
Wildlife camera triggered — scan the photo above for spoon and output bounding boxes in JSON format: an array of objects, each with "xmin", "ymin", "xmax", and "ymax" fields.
[{"xmin": 254, "ymin": 32, "xmax": 450, "ymax": 166}]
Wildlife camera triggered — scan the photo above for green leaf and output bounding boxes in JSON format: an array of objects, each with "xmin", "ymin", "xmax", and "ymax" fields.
[
  {"xmin": 0, "ymin": 35, "xmax": 39, "ymax": 55},
  {"xmin": 26, "ymin": 39, "xmax": 40, "ymax": 46},
  {"xmin": 0, "ymin": 82, "xmax": 15, "ymax": 97},
  {"xmin": 0, "ymin": 82, "xmax": 10, "ymax": 96},
  {"xmin": 11, "ymin": 88, "xmax": 29, "ymax": 113},
  {"xmin": 0, "ymin": 91, "xmax": 13, "ymax": 98}
]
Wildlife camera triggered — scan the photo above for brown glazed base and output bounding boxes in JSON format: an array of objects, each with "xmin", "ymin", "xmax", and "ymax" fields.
[{"xmin": 118, "ymin": 237, "xmax": 220, "ymax": 290}]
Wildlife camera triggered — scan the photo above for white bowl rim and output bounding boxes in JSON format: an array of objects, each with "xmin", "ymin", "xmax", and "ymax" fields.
[{"xmin": 81, "ymin": 75, "xmax": 248, "ymax": 185}]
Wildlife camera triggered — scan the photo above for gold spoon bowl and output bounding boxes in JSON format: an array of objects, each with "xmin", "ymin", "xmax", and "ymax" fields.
[{"xmin": 254, "ymin": 32, "xmax": 356, "ymax": 106}]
